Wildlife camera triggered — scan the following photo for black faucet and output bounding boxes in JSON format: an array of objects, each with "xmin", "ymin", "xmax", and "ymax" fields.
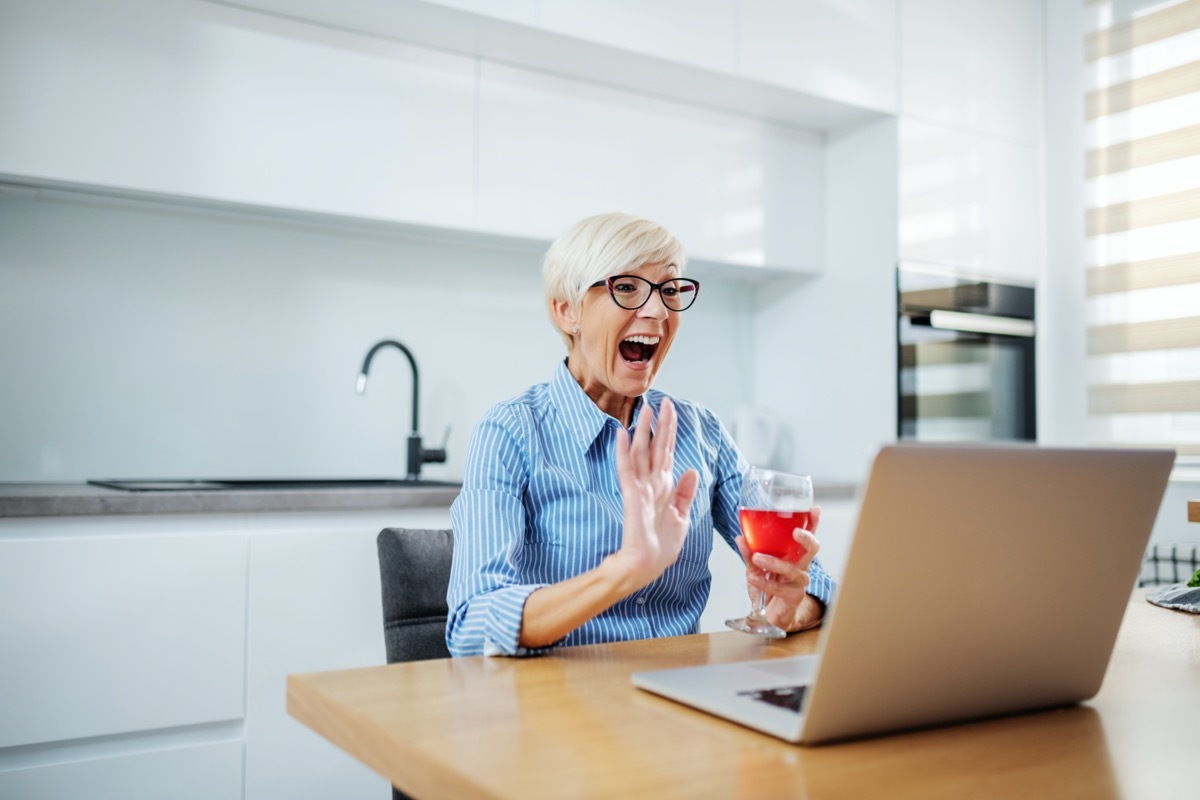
[{"xmin": 356, "ymin": 339, "xmax": 447, "ymax": 481}]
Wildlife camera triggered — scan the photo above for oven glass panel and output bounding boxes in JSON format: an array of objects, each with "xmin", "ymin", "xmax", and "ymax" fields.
[
  {"xmin": 898, "ymin": 270, "xmax": 1036, "ymax": 443},
  {"xmin": 899, "ymin": 320, "xmax": 1033, "ymax": 441}
]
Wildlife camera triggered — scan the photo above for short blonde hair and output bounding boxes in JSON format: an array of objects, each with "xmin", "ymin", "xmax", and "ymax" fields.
[{"xmin": 543, "ymin": 212, "xmax": 687, "ymax": 351}]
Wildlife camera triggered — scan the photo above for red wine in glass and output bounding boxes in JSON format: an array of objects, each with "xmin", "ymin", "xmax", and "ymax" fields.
[{"xmin": 726, "ymin": 468, "xmax": 814, "ymax": 639}]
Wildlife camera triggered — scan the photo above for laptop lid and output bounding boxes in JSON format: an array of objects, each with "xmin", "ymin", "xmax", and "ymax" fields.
[{"xmin": 634, "ymin": 444, "xmax": 1175, "ymax": 745}]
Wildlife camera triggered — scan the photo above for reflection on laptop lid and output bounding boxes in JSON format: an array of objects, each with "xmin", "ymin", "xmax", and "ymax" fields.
[{"xmin": 632, "ymin": 444, "xmax": 1174, "ymax": 745}]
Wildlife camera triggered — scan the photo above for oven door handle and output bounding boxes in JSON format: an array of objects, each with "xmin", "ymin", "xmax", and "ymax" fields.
[{"xmin": 928, "ymin": 310, "xmax": 1036, "ymax": 337}]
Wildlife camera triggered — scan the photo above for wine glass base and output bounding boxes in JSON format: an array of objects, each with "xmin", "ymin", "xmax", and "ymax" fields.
[{"xmin": 725, "ymin": 616, "xmax": 787, "ymax": 639}]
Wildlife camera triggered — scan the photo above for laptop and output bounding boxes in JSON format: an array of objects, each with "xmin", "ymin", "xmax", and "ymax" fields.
[{"xmin": 632, "ymin": 443, "xmax": 1174, "ymax": 744}]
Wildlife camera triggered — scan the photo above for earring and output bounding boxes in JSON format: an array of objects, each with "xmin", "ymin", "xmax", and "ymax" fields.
[{"xmin": 573, "ymin": 326, "xmax": 579, "ymax": 334}]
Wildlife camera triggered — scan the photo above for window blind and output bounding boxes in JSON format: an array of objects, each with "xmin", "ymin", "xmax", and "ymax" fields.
[{"xmin": 1085, "ymin": 0, "xmax": 1200, "ymax": 459}]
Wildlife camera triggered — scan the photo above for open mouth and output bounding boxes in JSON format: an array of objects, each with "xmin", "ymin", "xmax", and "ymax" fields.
[{"xmin": 619, "ymin": 334, "xmax": 660, "ymax": 364}]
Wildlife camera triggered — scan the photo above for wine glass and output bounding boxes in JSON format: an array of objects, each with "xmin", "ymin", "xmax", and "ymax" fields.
[{"xmin": 725, "ymin": 467, "xmax": 814, "ymax": 639}]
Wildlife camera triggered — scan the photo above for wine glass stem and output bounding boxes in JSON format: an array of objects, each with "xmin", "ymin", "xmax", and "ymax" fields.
[{"xmin": 755, "ymin": 569, "xmax": 771, "ymax": 618}]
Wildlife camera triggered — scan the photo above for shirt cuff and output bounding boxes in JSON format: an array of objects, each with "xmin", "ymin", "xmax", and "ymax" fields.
[
  {"xmin": 481, "ymin": 582, "xmax": 555, "ymax": 657},
  {"xmin": 805, "ymin": 557, "xmax": 838, "ymax": 609}
]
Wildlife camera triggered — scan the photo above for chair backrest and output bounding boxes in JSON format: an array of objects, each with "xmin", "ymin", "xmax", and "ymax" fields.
[
  {"xmin": 1138, "ymin": 543, "xmax": 1200, "ymax": 587},
  {"xmin": 376, "ymin": 527, "xmax": 454, "ymax": 663}
]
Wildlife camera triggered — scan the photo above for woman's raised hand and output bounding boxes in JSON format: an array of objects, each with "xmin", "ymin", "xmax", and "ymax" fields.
[{"xmin": 613, "ymin": 397, "xmax": 700, "ymax": 590}]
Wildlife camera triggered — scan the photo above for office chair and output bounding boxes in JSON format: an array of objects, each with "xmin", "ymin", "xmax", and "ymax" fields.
[{"xmin": 376, "ymin": 527, "xmax": 455, "ymax": 799}]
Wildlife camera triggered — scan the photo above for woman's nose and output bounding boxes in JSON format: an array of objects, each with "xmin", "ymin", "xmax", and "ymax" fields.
[{"xmin": 638, "ymin": 288, "xmax": 670, "ymax": 319}]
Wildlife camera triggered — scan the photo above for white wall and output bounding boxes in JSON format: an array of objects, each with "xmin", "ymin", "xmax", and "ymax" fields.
[
  {"xmin": 753, "ymin": 117, "xmax": 899, "ymax": 481},
  {"xmin": 0, "ymin": 190, "xmax": 753, "ymax": 481},
  {"xmin": 1039, "ymin": 0, "xmax": 1090, "ymax": 448}
]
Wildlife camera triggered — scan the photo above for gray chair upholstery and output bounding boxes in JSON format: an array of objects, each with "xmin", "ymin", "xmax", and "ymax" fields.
[
  {"xmin": 376, "ymin": 527, "xmax": 455, "ymax": 799},
  {"xmin": 376, "ymin": 527, "xmax": 454, "ymax": 664}
]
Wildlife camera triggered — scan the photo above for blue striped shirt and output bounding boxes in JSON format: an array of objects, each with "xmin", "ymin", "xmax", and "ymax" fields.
[{"xmin": 446, "ymin": 361, "xmax": 837, "ymax": 657}]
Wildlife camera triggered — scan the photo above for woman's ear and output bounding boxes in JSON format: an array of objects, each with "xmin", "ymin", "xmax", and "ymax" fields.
[{"xmin": 551, "ymin": 298, "xmax": 578, "ymax": 336}]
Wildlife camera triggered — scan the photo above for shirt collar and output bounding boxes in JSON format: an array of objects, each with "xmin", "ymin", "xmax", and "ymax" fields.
[{"xmin": 549, "ymin": 359, "xmax": 652, "ymax": 450}]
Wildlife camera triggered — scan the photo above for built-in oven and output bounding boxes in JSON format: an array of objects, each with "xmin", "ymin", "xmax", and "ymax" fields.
[{"xmin": 897, "ymin": 266, "xmax": 1036, "ymax": 443}]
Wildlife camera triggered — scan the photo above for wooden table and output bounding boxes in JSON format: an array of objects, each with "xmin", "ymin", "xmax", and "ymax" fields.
[{"xmin": 289, "ymin": 595, "xmax": 1200, "ymax": 799}]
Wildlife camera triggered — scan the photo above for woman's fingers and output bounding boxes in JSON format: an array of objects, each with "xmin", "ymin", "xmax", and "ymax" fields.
[
  {"xmin": 652, "ymin": 398, "xmax": 677, "ymax": 477},
  {"xmin": 673, "ymin": 468, "xmax": 700, "ymax": 516},
  {"xmin": 792, "ymin": 529, "xmax": 819, "ymax": 572},
  {"xmin": 748, "ymin": 557, "xmax": 811, "ymax": 604}
]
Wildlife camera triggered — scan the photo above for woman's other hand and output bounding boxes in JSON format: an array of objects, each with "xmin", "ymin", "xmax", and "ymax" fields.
[
  {"xmin": 613, "ymin": 397, "xmax": 700, "ymax": 590},
  {"xmin": 735, "ymin": 506, "xmax": 826, "ymax": 632}
]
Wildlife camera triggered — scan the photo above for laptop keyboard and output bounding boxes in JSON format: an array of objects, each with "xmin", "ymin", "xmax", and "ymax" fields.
[{"xmin": 738, "ymin": 685, "xmax": 809, "ymax": 714}]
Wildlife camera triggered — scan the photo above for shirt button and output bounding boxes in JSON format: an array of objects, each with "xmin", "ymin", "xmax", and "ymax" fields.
[{"xmin": 636, "ymin": 597, "xmax": 646, "ymax": 605}]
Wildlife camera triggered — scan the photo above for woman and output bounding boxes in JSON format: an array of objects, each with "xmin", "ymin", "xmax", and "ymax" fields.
[{"xmin": 447, "ymin": 212, "xmax": 835, "ymax": 657}]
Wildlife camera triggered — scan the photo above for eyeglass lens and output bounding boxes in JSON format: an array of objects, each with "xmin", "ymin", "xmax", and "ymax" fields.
[{"xmin": 608, "ymin": 276, "xmax": 699, "ymax": 311}]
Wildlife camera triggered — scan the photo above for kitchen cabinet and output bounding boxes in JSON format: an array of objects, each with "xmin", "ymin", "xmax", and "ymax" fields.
[
  {"xmin": 0, "ymin": 504, "xmax": 452, "ymax": 800},
  {"xmin": 0, "ymin": 0, "xmax": 477, "ymax": 229},
  {"xmin": 422, "ymin": 0, "xmax": 898, "ymax": 114},
  {"xmin": 419, "ymin": 0, "xmax": 539, "ymax": 27},
  {"xmin": 243, "ymin": 508, "xmax": 450, "ymax": 800},
  {"xmin": 477, "ymin": 61, "xmax": 826, "ymax": 272},
  {"xmin": 900, "ymin": 0, "xmax": 1043, "ymax": 145},
  {"xmin": 897, "ymin": 0, "xmax": 1043, "ymax": 283},
  {"xmin": 0, "ymin": 0, "xmax": 877, "ymax": 277},
  {"xmin": 739, "ymin": 0, "xmax": 898, "ymax": 114},
  {"xmin": 0, "ymin": 522, "xmax": 247, "ymax": 749},
  {"xmin": 899, "ymin": 119, "xmax": 1041, "ymax": 282},
  {"xmin": 0, "ymin": 742, "xmax": 244, "ymax": 800},
  {"xmin": 537, "ymin": 0, "xmax": 739, "ymax": 75}
]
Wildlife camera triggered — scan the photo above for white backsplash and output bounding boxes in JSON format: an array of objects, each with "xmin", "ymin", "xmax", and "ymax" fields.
[{"xmin": 0, "ymin": 191, "xmax": 755, "ymax": 482}]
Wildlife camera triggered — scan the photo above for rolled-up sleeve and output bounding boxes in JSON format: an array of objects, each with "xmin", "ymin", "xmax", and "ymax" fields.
[{"xmin": 446, "ymin": 407, "xmax": 552, "ymax": 657}]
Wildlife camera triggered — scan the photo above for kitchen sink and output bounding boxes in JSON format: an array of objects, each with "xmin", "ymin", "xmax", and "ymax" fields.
[{"xmin": 87, "ymin": 478, "xmax": 460, "ymax": 492}]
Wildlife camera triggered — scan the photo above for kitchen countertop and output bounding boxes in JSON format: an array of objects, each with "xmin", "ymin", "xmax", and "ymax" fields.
[
  {"xmin": 0, "ymin": 482, "xmax": 462, "ymax": 518},
  {"xmin": 0, "ymin": 479, "xmax": 858, "ymax": 519}
]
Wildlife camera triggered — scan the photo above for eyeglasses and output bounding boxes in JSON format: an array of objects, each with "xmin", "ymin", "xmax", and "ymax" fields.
[{"xmin": 589, "ymin": 275, "xmax": 701, "ymax": 312}]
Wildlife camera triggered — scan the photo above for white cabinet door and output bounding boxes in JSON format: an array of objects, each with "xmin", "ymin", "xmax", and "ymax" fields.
[
  {"xmin": 538, "ymin": 0, "xmax": 738, "ymax": 74},
  {"xmin": 0, "ymin": 0, "xmax": 477, "ymax": 229},
  {"xmin": 0, "ymin": 521, "xmax": 247, "ymax": 749},
  {"xmin": 244, "ymin": 509, "xmax": 451, "ymax": 800},
  {"xmin": 420, "ymin": 0, "xmax": 539, "ymax": 26},
  {"xmin": 900, "ymin": 0, "xmax": 1042, "ymax": 144},
  {"xmin": 477, "ymin": 61, "xmax": 824, "ymax": 272},
  {"xmin": 0, "ymin": 741, "xmax": 243, "ymax": 800},
  {"xmin": 739, "ymin": 0, "xmax": 899, "ymax": 113},
  {"xmin": 700, "ymin": 535, "xmax": 747, "ymax": 634},
  {"xmin": 899, "ymin": 119, "xmax": 1040, "ymax": 282}
]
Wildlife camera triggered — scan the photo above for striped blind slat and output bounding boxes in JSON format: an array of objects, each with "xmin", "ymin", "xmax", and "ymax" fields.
[
  {"xmin": 1085, "ymin": 59, "xmax": 1200, "ymax": 120},
  {"xmin": 1087, "ymin": 315, "xmax": 1200, "ymax": 356},
  {"xmin": 1086, "ymin": 1, "xmax": 1200, "ymax": 458},
  {"xmin": 1086, "ymin": 252, "xmax": 1200, "ymax": 294},
  {"xmin": 1085, "ymin": 0, "xmax": 1200, "ymax": 61},
  {"xmin": 1089, "ymin": 380, "xmax": 1200, "ymax": 414},
  {"xmin": 1086, "ymin": 123, "xmax": 1200, "ymax": 177}
]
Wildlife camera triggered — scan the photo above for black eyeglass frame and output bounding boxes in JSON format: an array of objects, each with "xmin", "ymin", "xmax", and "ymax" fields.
[{"xmin": 588, "ymin": 275, "xmax": 701, "ymax": 312}]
